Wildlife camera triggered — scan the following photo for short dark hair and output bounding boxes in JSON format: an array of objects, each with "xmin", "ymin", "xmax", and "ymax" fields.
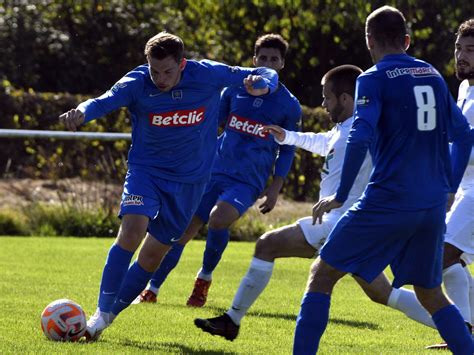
[
  {"xmin": 144, "ymin": 32, "xmax": 184, "ymax": 63},
  {"xmin": 456, "ymin": 18, "xmax": 474, "ymax": 38},
  {"xmin": 321, "ymin": 65, "xmax": 363, "ymax": 98},
  {"xmin": 254, "ymin": 34, "xmax": 289, "ymax": 58},
  {"xmin": 366, "ymin": 6, "xmax": 407, "ymax": 48}
]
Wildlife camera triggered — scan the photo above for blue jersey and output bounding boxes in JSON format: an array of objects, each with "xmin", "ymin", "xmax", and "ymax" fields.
[
  {"xmin": 211, "ymin": 83, "xmax": 301, "ymax": 192},
  {"xmin": 336, "ymin": 54, "xmax": 472, "ymax": 210},
  {"xmin": 77, "ymin": 60, "xmax": 278, "ymax": 183}
]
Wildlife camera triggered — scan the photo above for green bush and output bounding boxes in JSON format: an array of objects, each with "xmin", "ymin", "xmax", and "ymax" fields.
[
  {"xmin": 0, "ymin": 84, "xmax": 330, "ymax": 201},
  {"xmin": 0, "ymin": 209, "xmax": 28, "ymax": 236},
  {"xmin": 22, "ymin": 202, "xmax": 119, "ymax": 237}
]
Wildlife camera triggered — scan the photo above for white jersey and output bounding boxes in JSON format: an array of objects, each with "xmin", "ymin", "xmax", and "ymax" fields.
[
  {"xmin": 445, "ymin": 80, "xmax": 474, "ymax": 263},
  {"xmin": 279, "ymin": 117, "xmax": 372, "ymax": 215},
  {"xmin": 457, "ymin": 79, "xmax": 474, "ymax": 191}
]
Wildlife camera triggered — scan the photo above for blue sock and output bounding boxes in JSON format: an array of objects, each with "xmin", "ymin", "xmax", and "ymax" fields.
[
  {"xmin": 110, "ymin": 261, "xmax": 153, "ymax": 316},
  {"xmin": 202, "ymin": 228, "xmax": 230, "ymax": 274},
  {"xmin": 98, "ymin": 244, "xmax": 133, "ymax": 313},
  {"xmin": 150, "ymin": 243, "xmax": 185, "ymax": 289},
  {"xmin": 432, "ymin": 304, "xmax": 474, "ymax": 354},
  {"xmin": 293, "ymin": 292, "xmax": 331, "ymax": 355}
]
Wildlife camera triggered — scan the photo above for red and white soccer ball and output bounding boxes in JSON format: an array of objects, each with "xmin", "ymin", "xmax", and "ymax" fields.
[{"xmin": 40, "ymin": 299, "xmax": 87, "ymax": 341}]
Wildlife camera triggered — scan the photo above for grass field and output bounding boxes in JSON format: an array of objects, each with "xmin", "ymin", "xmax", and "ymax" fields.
[{"xmin": 0, "ymin": 236, "xmax": 466, "ymax": 354}]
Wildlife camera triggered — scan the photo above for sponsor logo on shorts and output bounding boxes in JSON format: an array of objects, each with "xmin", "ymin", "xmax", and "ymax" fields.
[
  {"xmin": 227, "ymin": 114, "xmax": 268, "ymax": 139},
  {"xmin": 149, "ymin": 108, "xmax": 205, "ymax": 127},
  {"xmin": 170, "ymin": 236, "xmax": 181, "ymax": 242},
  {"xmin": 123, "ymin": 194, "xmax": 144, "ymax": 206}
]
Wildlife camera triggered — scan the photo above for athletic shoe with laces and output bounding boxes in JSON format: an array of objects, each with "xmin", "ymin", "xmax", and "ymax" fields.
[
  {"xmin": 84, "ymin": 309, "xmax": 111, "ymax": 342},
  {"xmin": 194, "ymin": 313, "xmax": 240, "ymax": 341},
  {"xmin": 186, "ymin": 278, "xmax": 211, "ymax": 307}
]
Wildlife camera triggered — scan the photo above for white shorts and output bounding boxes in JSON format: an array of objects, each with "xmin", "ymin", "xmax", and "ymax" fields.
[
  {"xmin": 296, "ymin": 213, "xmax": 343, "ymax": 255},
  {"xmin": 445, "ymin": 190, "xmax": 474, "ymax": 264}
]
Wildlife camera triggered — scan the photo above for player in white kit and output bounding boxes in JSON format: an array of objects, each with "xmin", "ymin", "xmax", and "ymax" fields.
[
  {"xmin": 194, "ymin": 65, "xmax": 437, "ymax": 341},
  {"xmin": 427, "ymin": 18, "xmax": 474, "ymax": 350}
]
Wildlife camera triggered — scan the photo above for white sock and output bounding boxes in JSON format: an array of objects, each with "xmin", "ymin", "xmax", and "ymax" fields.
[
  {"xmin": 463, "ymin": 265, "xmax": 474, "ymax": 325},
  {"xmin": 443, "ymin": 263, "xmax": 471, "ymax": 323},
  {"xmin": 197, "ymin": 268, "xmax": 212, "ymax": 281},
  {"xmin": 226, "ymin": 257, "xmax": 274, "ymax": 325},
  {"xmin": 387, "ymin": 288, "xmax": 435, "ymax": 329}
]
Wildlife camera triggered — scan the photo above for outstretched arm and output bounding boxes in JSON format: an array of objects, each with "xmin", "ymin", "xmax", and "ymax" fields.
[{"xmin": 262, "ymin": 125, "xmax": 331, "ymax": 156}]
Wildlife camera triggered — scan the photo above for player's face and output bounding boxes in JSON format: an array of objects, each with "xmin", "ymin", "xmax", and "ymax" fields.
[
  {"xmin": 455, "ymin": 35, "xmax": 474, "ymax": 80},
  {"xmin": 322, "ymin": 82, "xmax": 345, "ymax": 123},
  {"xmin": 148, "ymin": 55, "xmax": 186, "ymax": 92},
  {"xmin": 253, "ymin": 47, "xmax": 285, "ymax": 72}
]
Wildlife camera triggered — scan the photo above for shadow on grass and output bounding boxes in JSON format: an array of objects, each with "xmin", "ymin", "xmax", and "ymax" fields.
[
  {"xmin": 174, "ymin": 303, "xmax": 379, "ymax": 331},
  {"xmin": 248, "ymin": 311, "xmax": 378, "ymax": 330},
  {"xmin": 110, "ymin": 338, "xmax": 238, "ymax": 354},
  {"xmin": 250, "ymin": 311, "xmax": 378, "ymax": 329},
  {"xmin": 162, "ymin": 303, "xmax": 379, "ymax": 330}
]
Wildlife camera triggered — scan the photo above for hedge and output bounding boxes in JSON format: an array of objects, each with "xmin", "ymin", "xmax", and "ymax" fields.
[{"xmin": 0, "ymin": 80, "xmax": 331, "ymax": 201}]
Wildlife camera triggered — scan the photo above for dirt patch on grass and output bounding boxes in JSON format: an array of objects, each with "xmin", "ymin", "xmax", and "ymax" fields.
[
  {"xmin": 0, "ymin": 178, "xmax": 313, "ymax": 224},
  {"xmin": 0, "ymin": 178, "xmax": 122, "ymax": 209}
]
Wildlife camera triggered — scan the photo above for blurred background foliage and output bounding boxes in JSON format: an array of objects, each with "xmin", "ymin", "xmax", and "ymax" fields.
[{"xmin": 0, "ymin": 0, "xmax": 472, "ymax": 202}]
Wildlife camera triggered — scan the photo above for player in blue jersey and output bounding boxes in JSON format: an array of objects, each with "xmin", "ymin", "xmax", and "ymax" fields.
[
  {"xmin": 293, "ymin": 6, "xmax": 474, "ymax": 354},
  {"xmin": 58, "ymin": 31, "xmax": 279, "ymax": 341},
  {"xmin": 135, "ymin": 34, "xmax": 301, "ymax": 307},
  {"xmin": 193, "ymin": 65, "xmax": 440, "ymax": 342}
]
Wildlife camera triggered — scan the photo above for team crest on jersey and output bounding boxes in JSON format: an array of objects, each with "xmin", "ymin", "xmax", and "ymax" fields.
[
  {"xmin": 253, "ymin": 98, "xmax": 263, "ymax": 107},
  {"xmin": 111, "ymin": 82, "xmax": 127, "ymax": 93},
  {"xmin": 227, "ymin": 114, "xmax": 268, "ymax": 139},
  {"xmin": 172, "ymin": 90, "xmax": 183, "ymax": 100},
  {"xmin": 356, "ymin": 96, "xmax": 370, "ymax": 106},
  {"xmin": 229, "ymin": 66, "xmax": 239, "ymax": 73},
  {"xmin": 123, "ymin": 194, "xmax": 144, "ymax": 206}
]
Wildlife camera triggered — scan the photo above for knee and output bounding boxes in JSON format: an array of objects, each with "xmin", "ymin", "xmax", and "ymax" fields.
[
  {"xmin": 442, "ymin": 243, "xmax": 462, "ymax": 269},
  {"xmin": 255, "ymin": 231, "xmax": 278, "ymax": 259},
  {"xmin": 207, "ymin": 204, "xmax": 239, "ymax": 230},
  {"xmin": 117, "ymin": 222, "xmax": 145, "ymax": 251},
  {"xmin": 138, "ymin": 246, "xmax": 168, "ymax": 272},
  {"xmin": 208, "ymin": 210, "xmax": 233, "ymax": 229},
  {"xmin": 306, "ymin": 259, "xmax": 344, "ymax": 294}
]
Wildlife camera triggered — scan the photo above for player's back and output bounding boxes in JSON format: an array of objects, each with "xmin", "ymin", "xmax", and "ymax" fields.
[{"xmin": 356, "ymin": 54, "xmax": 457, "ymax": 210}]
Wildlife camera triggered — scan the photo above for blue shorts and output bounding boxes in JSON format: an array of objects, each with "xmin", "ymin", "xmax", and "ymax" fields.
[
  {"xmin": 194, "ymin": 174, "xmax": 260, "ymax": 223},
  {"xmin": 119, "ymin": 167, "xmax": 206, "ymax": 245},
  {"xmin": 320, "ymin": 201, "xmax": 446, "ymax": 289}
]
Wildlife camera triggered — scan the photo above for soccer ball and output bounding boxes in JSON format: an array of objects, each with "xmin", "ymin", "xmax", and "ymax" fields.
[{"xmin": 40, "ymin": 299, "xmax": 87, "ymax": 341}]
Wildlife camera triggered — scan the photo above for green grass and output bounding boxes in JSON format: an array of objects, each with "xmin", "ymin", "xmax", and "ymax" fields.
[{"xmin": 0, "ymin": 236, "xmax": 468, "ymax": 354}]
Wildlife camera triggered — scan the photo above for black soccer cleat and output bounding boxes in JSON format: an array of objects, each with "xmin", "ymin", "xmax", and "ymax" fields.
[{"xmin": 194, "ymin": 313, "xmax": 240, "ymax": 341}]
